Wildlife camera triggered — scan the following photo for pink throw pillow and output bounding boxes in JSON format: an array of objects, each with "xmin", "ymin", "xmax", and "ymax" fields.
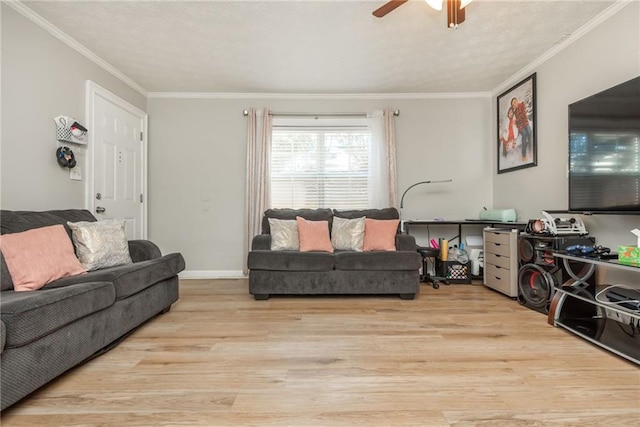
[
  {"xmin": 296, "ymin": 216, "xmax": 334, "ymax": 253},
  {"xmin": 363, "ymin": 218, "xmax": 399, "ymax": 251},
  {"xmin": 0, "ymin": 224, "xmax": 86, "ymax": 291}
]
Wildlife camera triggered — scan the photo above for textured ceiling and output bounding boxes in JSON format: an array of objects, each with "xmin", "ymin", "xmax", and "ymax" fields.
[{"xmin": 20, "ymin": 0, "xmax": 619, "ymax": 94}]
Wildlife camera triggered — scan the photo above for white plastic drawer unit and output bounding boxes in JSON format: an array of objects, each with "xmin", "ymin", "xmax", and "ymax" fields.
[{"xmin": 483, "ymin": 228, "xmax": 519, "ymax": 297}]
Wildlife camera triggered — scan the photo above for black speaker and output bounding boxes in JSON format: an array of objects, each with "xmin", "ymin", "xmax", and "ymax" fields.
[{"xmin": 517, "ymin": 234, "xmax": 596, "ymax": 314}]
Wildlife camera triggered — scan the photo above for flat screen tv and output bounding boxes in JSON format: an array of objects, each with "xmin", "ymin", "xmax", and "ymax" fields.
[{"xmin": 568, "ymin": 76, "xmax": 640, "ymax": 214}]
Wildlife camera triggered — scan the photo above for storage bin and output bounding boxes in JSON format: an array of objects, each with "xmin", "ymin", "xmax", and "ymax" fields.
[{"xmin": 436, "ymin": 259, "xmax": 471, "ymax": 284}]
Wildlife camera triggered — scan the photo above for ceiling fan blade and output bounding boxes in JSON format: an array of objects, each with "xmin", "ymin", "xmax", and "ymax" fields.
[
  {"xmin": 372, "ymin": 0, "xmax": 409, "ymax": 18},
  {"xmin": 447, "ymin": 0, "xmax": 466, "ymax": 27}
]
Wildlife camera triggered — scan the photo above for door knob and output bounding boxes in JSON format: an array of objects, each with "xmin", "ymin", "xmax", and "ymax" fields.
[{"xmin": 95, "ymin": 206, "xmax": 106, "ymax": 214}]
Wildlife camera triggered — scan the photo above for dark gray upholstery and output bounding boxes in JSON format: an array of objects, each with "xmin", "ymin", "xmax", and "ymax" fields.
[
  {"xmin": 0, "ymin": 322, "xmax": 6, "ymax": 354},
  {"xmin": 0, "ymin": 210, "xmax": 185, "ymax": 410},
  {"xmin": 128, "ymin": 239, "xmax": 163, "ymax": 262},
  {"xmin": 261, "ymin": 208, "xmax": 333, "ymax": 234},
  {"xmin": 43, "ymin": 253, "xmax": 185, "ymax": 300},
  {"xmin": 333, "ymin": 207, "xmax": 399, "ymax": 220},
  {"xmin": 249, "ymin": 270, "xmax": 419, "ymax": 297},
  {"xmin": 248, "ymin": 208, "xmax": 421, "ymax": 300},
  {"xmin": 1, "ymin": 256, "xmax": 12, "ymax": 291},
  {"xmin": 334, "ymin": 251, "xmax": 420, "ymax": 271},
  {"xmin": 0, "ymin": 209, "xmax": 96, "ymax": 236},
  {"xmin": 395, "ymin": 234, "xmax": 419, "ymax": 252},
  {"xmin": 251, "ymin": 234, "xmax": 271, "ymax": 250},
  {"xmin": 248, "ymin": 251, "xmax": 335, "ymax": 271},
  {"xmin": 333, "ymin": 208, "xmax": 402, "ymax": 233},
  {"xmin": 1, "ymin": 282, "xmax": 115, "ymax": 349}
]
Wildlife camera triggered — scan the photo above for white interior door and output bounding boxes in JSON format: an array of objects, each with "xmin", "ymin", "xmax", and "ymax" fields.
[{"xmin": 86, "ymin": 81, "xmax": 147, "ymax": 239}]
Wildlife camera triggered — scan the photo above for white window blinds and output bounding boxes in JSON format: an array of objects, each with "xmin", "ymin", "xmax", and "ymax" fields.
[{"xmin": 270, "ymin": 117, "xmax": 372, "ymax": 209}]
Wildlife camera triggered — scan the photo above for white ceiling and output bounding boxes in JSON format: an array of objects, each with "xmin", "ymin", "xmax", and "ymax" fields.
[{"xmin": 18, "ymin": 0, "xmax": 620, "ymax": 95}]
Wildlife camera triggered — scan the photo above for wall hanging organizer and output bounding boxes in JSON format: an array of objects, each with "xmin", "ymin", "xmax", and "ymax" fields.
[{"xmin": 54, "ymin": 115, "xmax": 87, "ymax": 144}]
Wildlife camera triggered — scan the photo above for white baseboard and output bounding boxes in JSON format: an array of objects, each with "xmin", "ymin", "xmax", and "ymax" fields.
[{"xmin": 179, "ymin": 270, "xmax": 246, "ymax": 279}]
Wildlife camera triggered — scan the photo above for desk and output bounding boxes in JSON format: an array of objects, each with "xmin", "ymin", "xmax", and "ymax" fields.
[{"xmin": 402, "ymin": 220, "xmax": 526, "ymax": 244}]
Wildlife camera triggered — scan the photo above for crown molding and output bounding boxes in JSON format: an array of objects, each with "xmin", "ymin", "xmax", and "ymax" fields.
[
  {"xmin": 492, "ymin": 0, "xmax": 634, "ymax": 96},
  {"xmin": 6, "ymin": 0, "xmax": 148, "ymax": 97},
  {"xmin": 147, "ymin": 91, "xmax": 492, "ymax": 100}
]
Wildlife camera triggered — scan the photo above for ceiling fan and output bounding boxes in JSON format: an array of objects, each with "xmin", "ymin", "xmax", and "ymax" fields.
[{"xmin": 373, "ymin": 0, "xmax": 473, "ymax": 28}]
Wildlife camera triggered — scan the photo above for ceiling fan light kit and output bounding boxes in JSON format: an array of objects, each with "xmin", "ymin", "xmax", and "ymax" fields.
[
  {"xmin": 373, "ymin": 0, "xmax": 473, "ymax": 28},
  {"xmin": 425, "ymin": 0, "xmax": 444, "ymax": 11}
]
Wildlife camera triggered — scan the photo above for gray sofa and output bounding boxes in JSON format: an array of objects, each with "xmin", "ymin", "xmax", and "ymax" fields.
[
  {"xmin": 248, "ymin": 208, "xmax": 421, "ymax": 300},
  {"xmin": 0, "ymin": 209, "xmax": 185, "ymax": 411}
]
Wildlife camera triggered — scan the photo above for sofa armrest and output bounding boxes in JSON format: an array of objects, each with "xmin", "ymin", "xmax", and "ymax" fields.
[
  {"xmin": 395, "ymin": 234, "xmax": 417, "ymax": 252},
  {"xmin": 128, "ymin": 240, "xmax": 162, "ymax": 262},
  {"xmin": 252, "ymin": 234, "xmax": 272, "ymax": 251}
]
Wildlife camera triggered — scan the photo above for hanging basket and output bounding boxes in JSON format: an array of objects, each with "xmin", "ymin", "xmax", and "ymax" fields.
[{"xmin": 54, "ymin": 115, "xmax": 87, "ymax": 144}]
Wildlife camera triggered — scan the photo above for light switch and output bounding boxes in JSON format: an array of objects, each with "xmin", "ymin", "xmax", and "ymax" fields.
[{"xmin": 70, "ymin": 167, "xmax": 82, "ymax": 181}]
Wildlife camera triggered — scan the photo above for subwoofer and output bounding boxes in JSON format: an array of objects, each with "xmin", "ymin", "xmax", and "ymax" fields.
[{"xmin": 517, "ymin": 234, "xmax": 595, "ymax": 314}]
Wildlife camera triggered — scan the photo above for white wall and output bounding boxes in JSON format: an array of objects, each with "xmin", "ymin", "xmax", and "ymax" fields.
[
  {"xmin": 147, "ymin": 97, "xmax": 492, "ymax": 274},
  {"xmin": 493, "ymin": 1, "xmax": 639, "ymax": 282},
  {"xmin": 494, "ymin": 2, "xmax": 639, "ymax": 224},
  {"xmin": 0, "ymin": 4, "xmax": 146, "ymax": 210}
]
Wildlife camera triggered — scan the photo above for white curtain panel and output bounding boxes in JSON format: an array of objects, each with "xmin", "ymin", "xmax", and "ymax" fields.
[
  {"xmin": 368, "ymin": 109, "xmax": 398, "ymax": 208},
  {"xmin": 384, "ymin": 108, "xmax": 398, "ymax": 208},
  {"xmin": 244, "ymin": 108, "xmax": 271, "ymax": 274}
]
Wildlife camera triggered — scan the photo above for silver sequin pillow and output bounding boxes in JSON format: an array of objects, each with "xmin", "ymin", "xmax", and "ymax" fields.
[
  {"xmin": 268, "ymin": 218, "xmax": 299, "ymax": 251},
  {"xmin": 331, "ymin": 216, "xmax": 365, "ymax": 251},
  {"xmin": 67, "ymin": 220, "xmax": 133, "ymax": 271}
]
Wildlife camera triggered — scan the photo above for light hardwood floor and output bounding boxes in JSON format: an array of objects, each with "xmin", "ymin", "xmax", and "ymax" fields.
[{"xmin": 2, "ymin": 280, "xmax": 638, "ymax": 426}]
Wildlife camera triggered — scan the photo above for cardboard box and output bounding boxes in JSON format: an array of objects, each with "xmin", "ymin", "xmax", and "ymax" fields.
[{"xmin": 618, "ymin": 246, "xmax": 640, "ymax": 266}]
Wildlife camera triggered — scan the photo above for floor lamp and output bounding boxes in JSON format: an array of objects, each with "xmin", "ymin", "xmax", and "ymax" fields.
[
  {"xmin": 399, "ymin": 179, "xmax": 453, "ymax": 232},
  {"xmin": 399, "ymin": 179, "xmax": 453, "ymax": 288}
]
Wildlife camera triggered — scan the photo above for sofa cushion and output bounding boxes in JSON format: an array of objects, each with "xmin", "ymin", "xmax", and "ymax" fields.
[
  {"xmin": 268, "ymin": 218, "xmax": 299, "ymax": 251},
  {"xmin": 0, "ymin": 209, "xmax": 96, "ymax": 237},
  {"xmin": 248, "ymin": 250, "xmax": 335, "ymax": 271},
  {"xmin": 1, "ymin": 255, "xmax": 14, "ymax": 291},
  {"xmin": 333, "ymin": 207, "xmax": 399, "ymax": 220},
  {"xmin": 335, "ymin": 251, "xmax": 422, "ymax": 271},
  {"xmin": 0, "ymin": 281, "xmax": 115, "ymax": 349},
  {"xmin": 67, "ymin": 220, "xmax": 133, "ymax": 271},
  {"xmin": 262, "ymin": 208, "xmax": 333, "ymax": 234},
  {"xmin": 296, "ymin": 217, "xmax": 333, "ymax": 253},
  {"xmin": 363, "ymin": 218, "xmax": 400, "ymax": 251},
  {"xmin": 0, "ymin": 225, "xmax": 87, "ymax": 291},
  {"xmin": 43, "ymin": 253, "xmax": 186, "ymax": 300},
  {"xmin": 0, "ymin": 209, "xmax": 96, "ymax": 292},
  {"xmin": 331, "ymin": 216, "xmax": 365, "ymax": 251}
]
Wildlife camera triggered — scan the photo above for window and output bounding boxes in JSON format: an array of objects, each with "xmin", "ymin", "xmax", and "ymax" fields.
[{"xmin": 270, "ymin": 117, "xmax": 372, "ymax": 209}]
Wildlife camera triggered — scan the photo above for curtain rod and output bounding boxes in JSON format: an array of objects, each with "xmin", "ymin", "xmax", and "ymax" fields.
[{"xmin": 242, "ymin": 110, "xmax": 400, "ymax": 117}]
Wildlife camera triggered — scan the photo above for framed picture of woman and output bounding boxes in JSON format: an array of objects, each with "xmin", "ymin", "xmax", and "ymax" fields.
[{"xmin": 497, "ymin": 73, "xmax": 537, "ymax": 174}]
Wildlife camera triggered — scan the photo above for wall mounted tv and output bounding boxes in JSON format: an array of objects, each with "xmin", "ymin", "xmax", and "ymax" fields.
[{"xmin": 568, "ymin": 76, "xmax": 640, "ymax": 214}]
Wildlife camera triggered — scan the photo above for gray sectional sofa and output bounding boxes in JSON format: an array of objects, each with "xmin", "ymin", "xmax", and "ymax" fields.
[
  {"xmin": 0, "ymin": 209, "xmax": 185, "ymax": 410},
  {"xmin": 248, "ymin": 208, "xmax": 421, "ymax": 300}
]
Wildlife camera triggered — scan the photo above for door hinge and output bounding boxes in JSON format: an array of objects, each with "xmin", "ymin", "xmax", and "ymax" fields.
[
  {"xmin": 140, "ymin": 131, "xmax": 143, "ymax": 141},
  {"xmin": 139, "ymin": 194, "xmax": 144, "ymax": 203}
]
